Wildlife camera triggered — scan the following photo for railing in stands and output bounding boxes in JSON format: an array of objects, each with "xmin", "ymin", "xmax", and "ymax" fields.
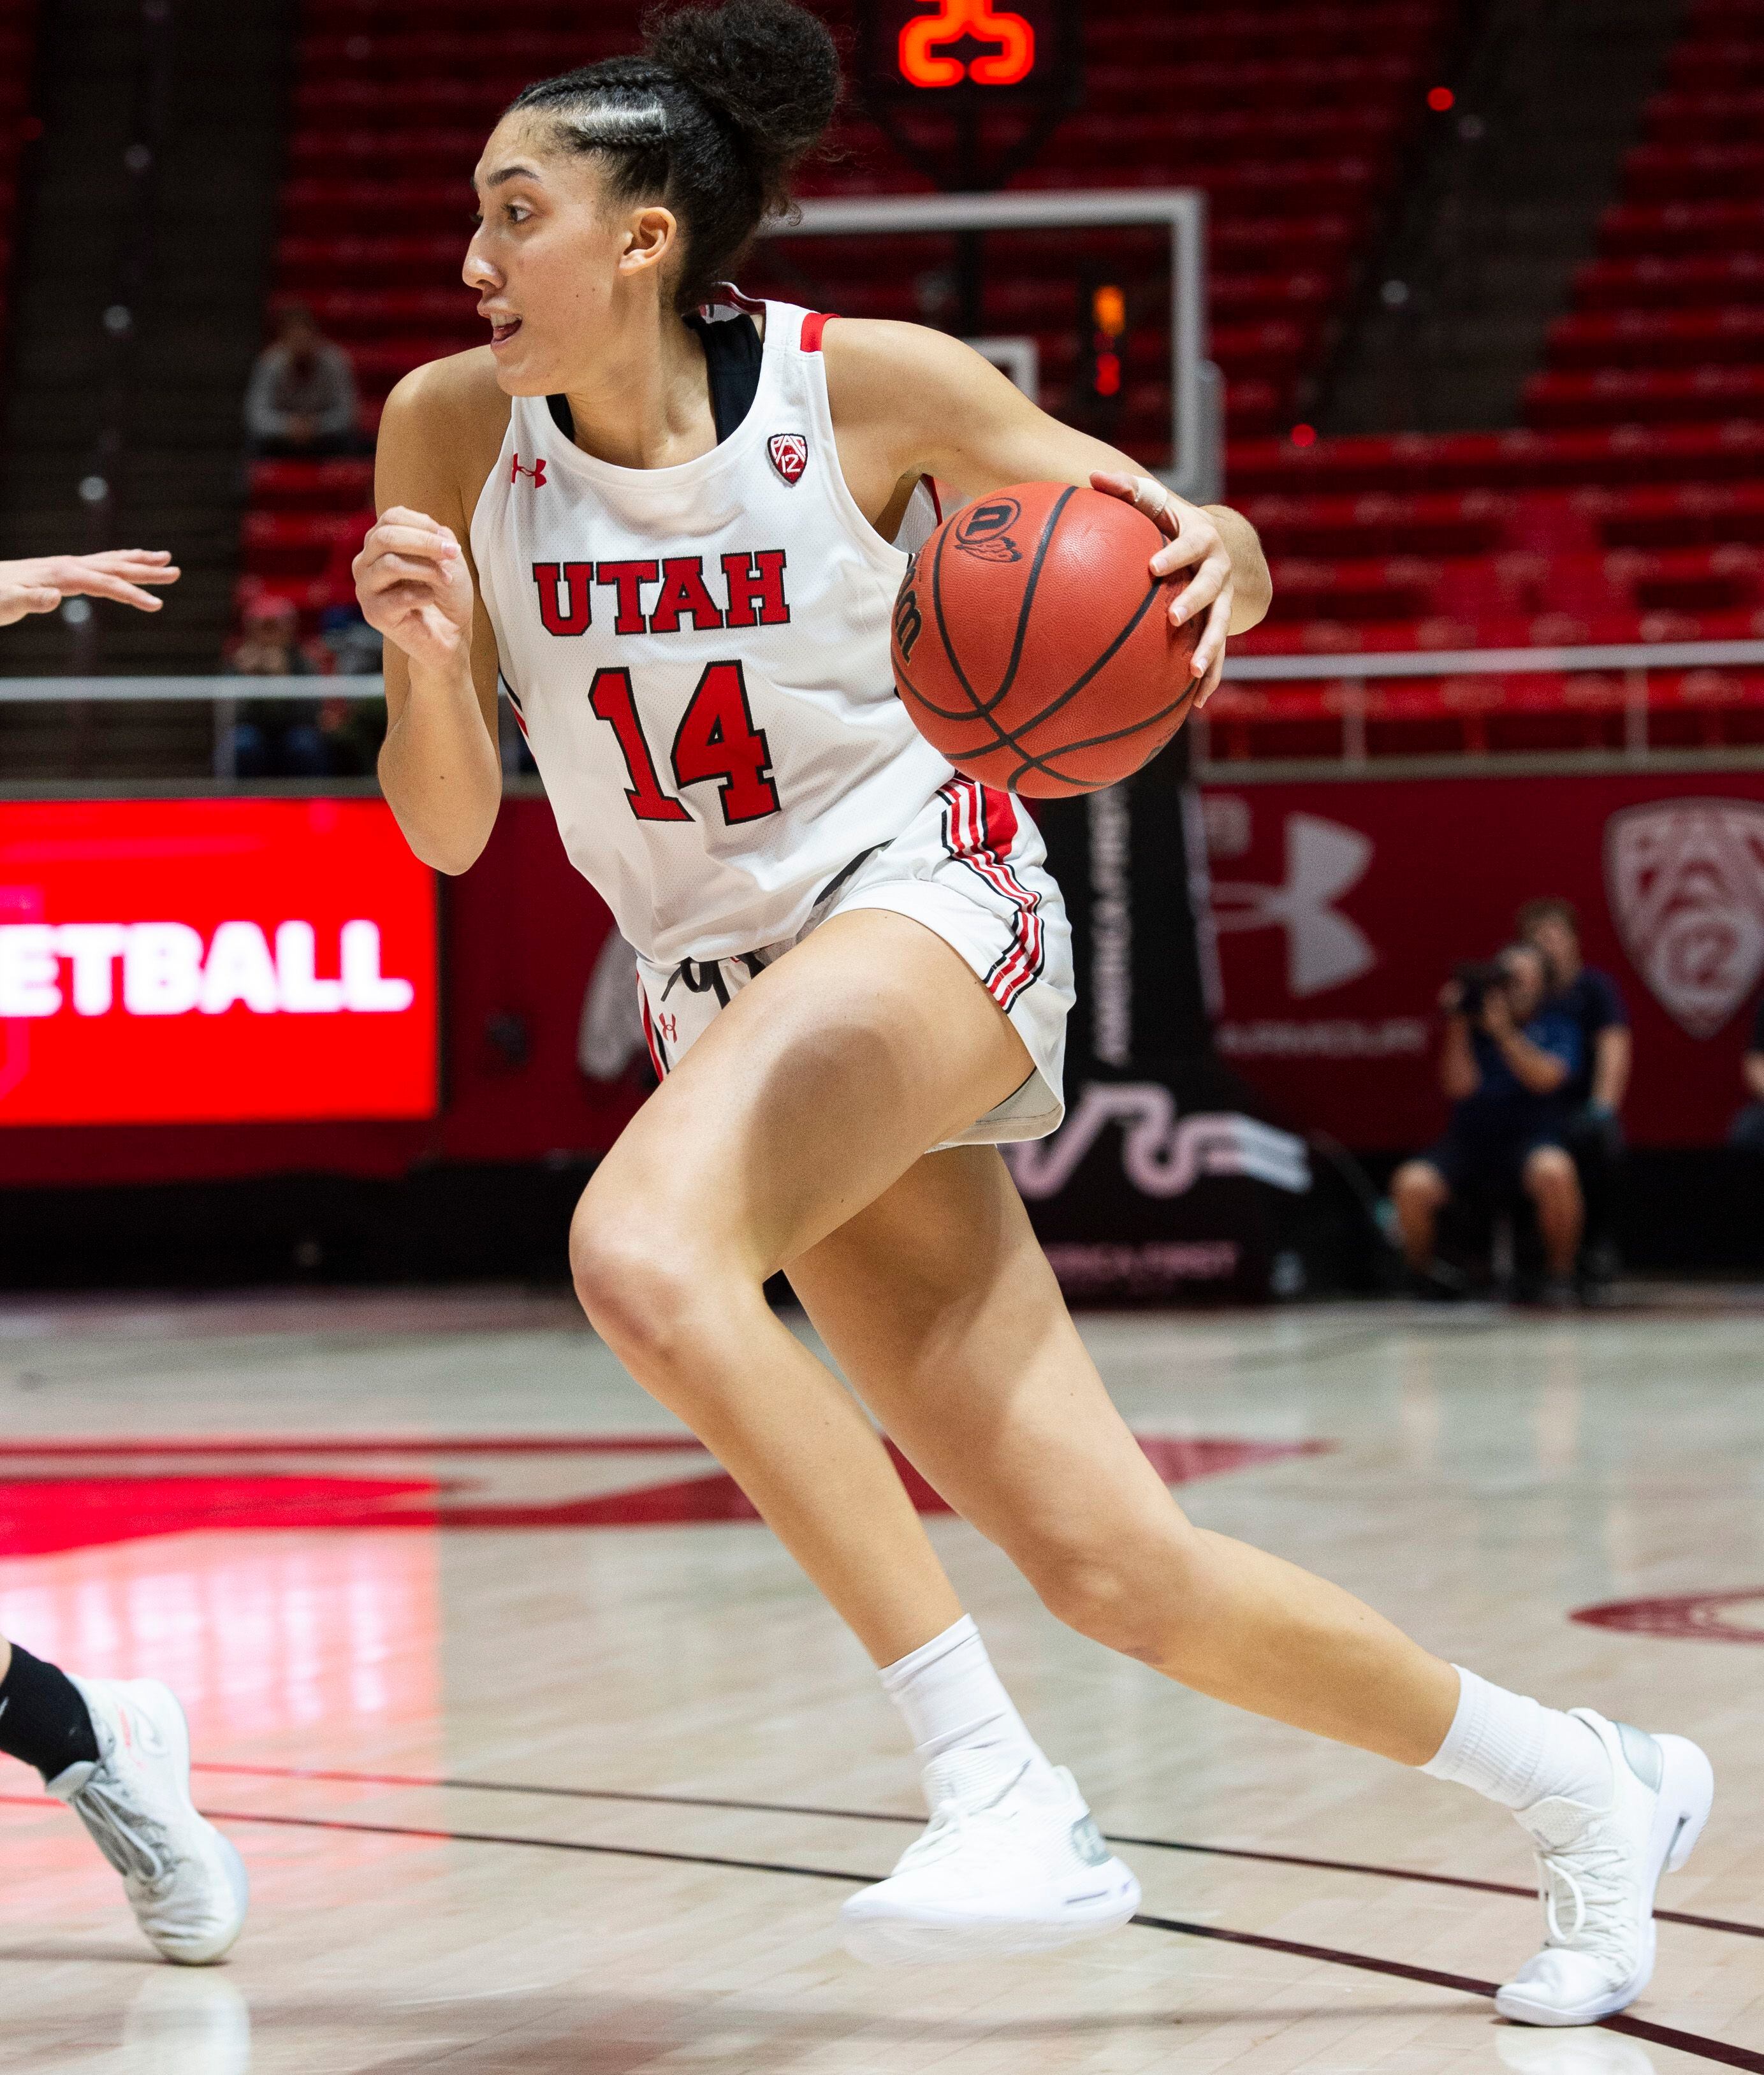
[{"xmin": 1, "ymin": 637, "xmax": 1762, "ymax": 786}]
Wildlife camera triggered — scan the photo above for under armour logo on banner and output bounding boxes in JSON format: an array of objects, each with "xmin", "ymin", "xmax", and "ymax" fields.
[
  {"xmin": 1605, "ymin": 797, "xmax": 1764, "ymax": 1038},
  {"xmin": 1211, "ymin": 813, "xmax": 1376, "ymax": 998},
  {"xmin": 511, "ymin": 454, "xmax": 548, "ymax": 487}
]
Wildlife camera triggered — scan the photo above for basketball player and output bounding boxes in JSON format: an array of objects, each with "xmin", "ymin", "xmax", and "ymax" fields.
[
  {"xmin": 355, "ymin": 0, "xmax": 1712, "ymax": 2025},
  {"xmin": 0, "ymin": 545, "xmax": 248, "ymax": 1963}
]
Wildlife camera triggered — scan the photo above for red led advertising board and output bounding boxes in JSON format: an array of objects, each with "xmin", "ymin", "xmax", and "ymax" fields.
[{"xmin": 0, "ymin": 799, "xmax": 439, "ymax": 1126}]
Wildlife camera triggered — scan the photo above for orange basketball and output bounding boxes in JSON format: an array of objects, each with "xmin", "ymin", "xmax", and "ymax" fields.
[{"xmin": 889, "ymin": 482, "xmax": 1204, "ymax": 797}]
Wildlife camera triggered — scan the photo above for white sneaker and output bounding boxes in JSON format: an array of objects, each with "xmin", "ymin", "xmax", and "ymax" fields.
[
  {"xmin": 1496, "ymin": 1709, "xmax": 1713, "ymax": 2027},
  {"xmin": 840, "ymin": 1753, "xmax": 1141, "ymax": 1964},
  {"xmin": 46, "ymin": 1677, "xmax": 249, "ymax": 1966}
]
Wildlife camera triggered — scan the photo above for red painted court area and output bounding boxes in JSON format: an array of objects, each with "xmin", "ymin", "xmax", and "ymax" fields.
[{"xmin": 0, "ymin": 1433, "xmax": 1333, "ymax": 1555}]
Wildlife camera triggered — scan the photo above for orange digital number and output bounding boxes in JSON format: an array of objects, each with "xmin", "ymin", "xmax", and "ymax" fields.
[{"xmin": 899, "ymin": 0, "xmax": 1037, "ymax": 89}]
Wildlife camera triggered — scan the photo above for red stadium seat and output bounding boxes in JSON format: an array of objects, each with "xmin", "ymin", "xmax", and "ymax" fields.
[
  {"xmin": 1547, "ymin": 307, "xmax": 1764, "ymax": 370},
  {"xmin": 1526, "ymin": 365, "xmax": 1764, "ymax": 428},
  {"xmin": 1575, "ymin": 254, "xmax": 1764, "ymax": 310}
]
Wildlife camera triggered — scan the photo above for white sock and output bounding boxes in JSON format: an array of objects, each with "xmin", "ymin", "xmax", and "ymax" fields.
[
  {"xmin": 879, "ymin": 1616, "xmax": 1044, "ymax": 1793},
  {"xmin": 1420, "ymin": 1666, "xmax": 1612, "ymax": 1810}
]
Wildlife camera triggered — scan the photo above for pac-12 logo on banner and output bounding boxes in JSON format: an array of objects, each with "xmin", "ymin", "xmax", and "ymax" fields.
[{"xmin": 1605, "ymin": 798, "xmax": 1764, "ymax": 1038}]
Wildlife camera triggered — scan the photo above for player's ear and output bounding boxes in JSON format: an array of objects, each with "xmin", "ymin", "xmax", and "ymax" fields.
[{"xmin": 620, "ymin": 206, "xmax": 677, "ymax": 279}]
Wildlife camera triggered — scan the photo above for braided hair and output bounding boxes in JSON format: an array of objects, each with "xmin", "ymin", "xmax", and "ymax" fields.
[{"xmin": 507, "ymin": 1, "xmax": 840, "ymax": 314}]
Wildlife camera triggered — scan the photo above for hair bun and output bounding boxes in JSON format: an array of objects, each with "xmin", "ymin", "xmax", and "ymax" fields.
[{"xmin": 647, "ymin": 0, "xmax": 840, "ymax": 191}]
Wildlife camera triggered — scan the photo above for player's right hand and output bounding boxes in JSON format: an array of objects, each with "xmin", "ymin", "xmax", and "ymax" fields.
[{"xmin": 353, "ymin": 506, "xmax": 474, "ymax": 670}]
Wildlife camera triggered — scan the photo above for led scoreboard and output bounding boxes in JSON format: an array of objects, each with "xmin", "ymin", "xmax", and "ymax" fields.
[{"xmin": 0, "ymin": 798, "xmax": 439, "ymax": 1127}]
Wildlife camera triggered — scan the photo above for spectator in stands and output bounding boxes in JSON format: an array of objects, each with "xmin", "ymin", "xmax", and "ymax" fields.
[
  {"xmin": 1729, "ymin": 995, "xmax": 1764, "ymax": 1154},
  {"xmin": 244, "ymin": 303, "xmax": 361, "ymax": 458},
  {"xmin": 1392, "ymin": 942, "xmax": 1585, "ymax": 1304},
  {"xmin": 1518, "ymin": 896, "xmax": 1630, "ymax": 1277},
  {"xmin": 224, "ymin": 593, "xmax": 329, "ymax": 776}
]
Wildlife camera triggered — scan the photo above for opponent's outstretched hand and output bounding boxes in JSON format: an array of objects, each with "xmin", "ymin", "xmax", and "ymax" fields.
[
  {"xmin": 353, "ymin": 506, "xmax": 475, "ymax": 673},
  {"xmin": 1090, "ymin": 470, "xmax": 1234, "ymax": 708},
  {"xmin": 0, "ymin": 550, "xmax": 181, "ymax": 627}
]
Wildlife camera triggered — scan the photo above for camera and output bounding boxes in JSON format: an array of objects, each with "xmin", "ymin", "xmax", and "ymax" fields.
[{"xmin": 1453, "ymin": 960, "xmax": 1505, "ymax": 1016}]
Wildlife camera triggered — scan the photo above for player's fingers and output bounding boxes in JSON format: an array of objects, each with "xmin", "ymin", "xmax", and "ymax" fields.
[
  {"xmin": 1190, "ymin": 589, "xmax": 1234, "ymax": 698},
  {"xmin": 63, "ymin": 572, "xmax": 166, "ymax": 609},
  {"xmin": 89, "ymin": 549, "xmax": 176, "ymax": 574},
  {"xmin": 1150, "ymin": 512, "xmax": 1222, "ymax": 579},
  {"xmin": 1169, "ymin": 546, "xmax": 1230, "ymax": 627},
  {"xmin": 1192, "ymin": 644, "xmax": 1227, "ymax": 710},
  {"xmin": 363, "ymin": 525, "xmax": 460, "ymax": 565},
  {"xmin": 376, "ymin": 506, "xmax": 452, "ymax": 541},
  {"xmin": 1090, "ymin": 469, "xmax": 1179, "ymax": 539},
  {"xmin": 357, "ymin": 550, "xmax": 453, "ymax": 593}
]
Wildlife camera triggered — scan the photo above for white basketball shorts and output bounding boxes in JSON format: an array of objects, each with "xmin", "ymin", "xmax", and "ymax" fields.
[{"xmin": 634, "ymin": 775, "xmax": 1074, "ymax": 1148}]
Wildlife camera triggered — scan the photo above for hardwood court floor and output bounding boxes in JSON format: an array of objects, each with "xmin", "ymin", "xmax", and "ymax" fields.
[{"xmin": 1, "ymin": 1286, "xmax": 1761, "ymax": 2075}]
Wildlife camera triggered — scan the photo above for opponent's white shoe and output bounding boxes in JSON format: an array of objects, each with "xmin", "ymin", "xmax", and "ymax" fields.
[
  {"xmin": 46, "ymin": 1677, "xmax": 249, "ymax": 1966},
  {"xmin": 840, "ymin": 1753, "xmax": 1141, "ymax": 1964},
  {"xmin": 1496, "ymin": 1709, "xmax": 1712, "ymax": 2027}
]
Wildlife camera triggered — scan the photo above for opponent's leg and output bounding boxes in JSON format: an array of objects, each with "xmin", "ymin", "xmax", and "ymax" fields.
[
  {"xmin": 0, "ymin": 1633, "xmax": 247, "ymax": 1963},
  {"xmin": 787, "ymin": 1149, "xmax": 1712, "ymax": 2020}
]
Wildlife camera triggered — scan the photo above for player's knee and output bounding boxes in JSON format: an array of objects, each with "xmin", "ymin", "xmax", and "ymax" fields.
[
  {"xmin": 569, "ymin": 1196, "xmax": 716, "ymax": 1367},
  {"xmin": 1023, "ymin": 1525, "xmax": 1197, "ymax": 1664}
]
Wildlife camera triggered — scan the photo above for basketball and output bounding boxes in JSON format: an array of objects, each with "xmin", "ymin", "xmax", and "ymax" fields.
[{"xmin": 889, "ymin": 482, "xmax": 1204, "ymax": 797}]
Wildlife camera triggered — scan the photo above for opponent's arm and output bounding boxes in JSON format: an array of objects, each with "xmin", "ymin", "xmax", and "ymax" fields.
[
  {"xmin": 822, "ymin": 319, "xmax": 1271, "ymax": 707},
  {"xmin": 358, "ymin": 362, "xmax": 505, "ymax": 875},
  {"xmin": 0, "ymin": 550, "xmax": 180, "ymax": 625}
]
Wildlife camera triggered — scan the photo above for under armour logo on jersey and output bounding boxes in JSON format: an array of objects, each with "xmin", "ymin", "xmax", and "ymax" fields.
[
  {"xmin": 657, "ymin": 1010, "xmax": 678, "ymax": 1045},
  {"xmin": 767, "ymin": 433, "xmax": 809, "ymax": 485},
  {"xmin": 511, "ymin": 453, "xmax": 548, "ymax": 487}
]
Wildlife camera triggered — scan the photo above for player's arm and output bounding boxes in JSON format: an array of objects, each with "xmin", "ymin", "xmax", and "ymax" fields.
[
  {"xmin": 1744, "ymin": 1045, "xmax": 1764, "ymax": 1103},
  {"xmin": 358, "ymin": 358, "xmax": 506, "ymax": 876},
  {"xmin": 822, "ymin": 319, "xmax": 1271, "ymax": 706}
]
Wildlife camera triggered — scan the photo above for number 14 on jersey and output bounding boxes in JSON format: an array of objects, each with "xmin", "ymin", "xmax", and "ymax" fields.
[{"xmin": 589, "ymin": 661, "xmax": 782, "ymax": 826}]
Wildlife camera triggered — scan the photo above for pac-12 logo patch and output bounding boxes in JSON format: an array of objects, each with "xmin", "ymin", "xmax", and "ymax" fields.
[
  {"xmin": 768, "ymin": 433, "xmax": 809, "ymax": 485},
  {"xmin": 954, "ymin": 496, "xmax": 1023, "ymax": 562}
]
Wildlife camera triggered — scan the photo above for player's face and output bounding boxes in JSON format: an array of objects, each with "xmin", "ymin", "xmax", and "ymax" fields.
[{"xmin": 464, "ymin": 116, "xmax": 667, "ymax": 396}]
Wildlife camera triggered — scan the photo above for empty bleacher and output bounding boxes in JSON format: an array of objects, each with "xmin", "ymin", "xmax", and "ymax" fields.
[
  {"xmin": 241, "ymin": 0, "xmax": 1455, "ymax": 635},
  {"xmin": 0, "ymin": 1, "xmax": 38, "ymax": 363}
]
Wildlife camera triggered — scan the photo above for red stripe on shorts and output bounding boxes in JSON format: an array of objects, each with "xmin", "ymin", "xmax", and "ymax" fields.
[{"xmin": 939, "ymin": 778, "xmax": 1044, "ymax": 1013}]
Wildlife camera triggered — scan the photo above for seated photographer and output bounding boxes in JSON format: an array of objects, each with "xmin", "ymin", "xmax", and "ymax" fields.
[
  {"xmin": 1519, "ymin": 897, "xmax": 1630, "ymax": 1275},
  {"xmin": 1392, "ymin": 942, "xmax": 1585, "ymax": 1304}
]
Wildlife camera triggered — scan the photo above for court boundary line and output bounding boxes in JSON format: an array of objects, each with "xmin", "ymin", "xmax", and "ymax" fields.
[
  {"xmin": 188, "ymin": 1761, "xmax": 1764, "ymax": 1945},
  {"xmin": 192, "ymin": 1806, "xmax": 1764, "ymax": 2073}
]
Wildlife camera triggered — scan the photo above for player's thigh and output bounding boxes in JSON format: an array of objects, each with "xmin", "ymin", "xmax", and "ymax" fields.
[
  {"xmin": 787, "ymin": 1146, "xmax": 1189, "ymax": 1571},
  {"xmin": 575, "ymin": 908, "xmax": 1035, "ymax": 1286}
]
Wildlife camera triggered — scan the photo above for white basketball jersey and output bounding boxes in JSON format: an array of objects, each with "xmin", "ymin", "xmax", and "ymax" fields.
[{"xmin": 470, "ymin": 296, "xmax": 954, "ymax": 966}]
